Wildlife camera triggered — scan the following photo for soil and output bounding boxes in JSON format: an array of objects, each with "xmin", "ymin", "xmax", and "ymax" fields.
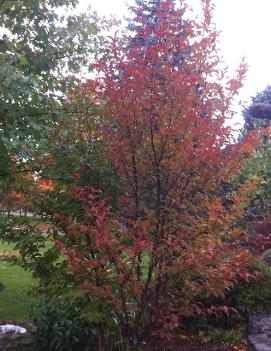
[{"xmin": 141, "ymin": 336, "xmax": 246, "ymax": 351}]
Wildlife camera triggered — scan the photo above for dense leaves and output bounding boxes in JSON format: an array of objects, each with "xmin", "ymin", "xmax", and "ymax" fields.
[
  {"xmin": 0, "ymin": 1, "xmax": 267, "ymax": 349},
  {"xmin": 244, "ymin": 86, "xmax": 271, "ymax": 131},
  {"xmin": 240, "ymin": 86, "xmax": 271, "ymax": 221},
  {"xmin": 50, "ymin": 0, "xmax": 262, "ymax": 349},
  {"xmin": 0, "ymin": 0, "xmax": 105, "ymax": 169}
]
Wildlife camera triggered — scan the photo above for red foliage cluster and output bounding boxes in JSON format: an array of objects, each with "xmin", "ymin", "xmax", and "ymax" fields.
[{"xmin": 250, "ymin": 221, "xmax": 271, "ymax": 253}]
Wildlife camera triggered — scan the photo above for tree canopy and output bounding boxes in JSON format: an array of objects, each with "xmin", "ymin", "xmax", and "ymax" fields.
[
  {"xmin": 0, "ymin": 0, "xmax": 104, "ymax": 173},
  {"xmin": 244, "ymin": 86, "xmax": 271, "ymax": 131}
]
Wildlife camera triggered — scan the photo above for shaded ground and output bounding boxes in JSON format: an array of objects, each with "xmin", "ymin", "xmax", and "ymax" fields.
[{"xmin": 142, "ymin": 336, "xmax": 246, "ymax": 351}]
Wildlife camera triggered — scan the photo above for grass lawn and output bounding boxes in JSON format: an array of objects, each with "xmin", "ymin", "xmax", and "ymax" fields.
[
  {"xmin": 0, "ymin": 240, "xmax": 52, "ymax": 322},
  {"xmin": 0, "ymin": 260, "xmax": 36, "ymax": 321}
]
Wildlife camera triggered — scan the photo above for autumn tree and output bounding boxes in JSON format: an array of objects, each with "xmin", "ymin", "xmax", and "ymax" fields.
[
  {"xmin": 0, "ymin": 2, "xmax": 115, "ymax": 319},
  {"xmin": 42, "ymin": 0, "xmax": 263, "ymax": 349}
]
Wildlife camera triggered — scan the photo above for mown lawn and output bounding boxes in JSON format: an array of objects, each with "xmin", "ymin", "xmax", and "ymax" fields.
[
  {"xmin": 0, "ymin": 240, "xmax": 52, "ymax": 321},
  {"xmin": 0, "ymin": 260, "xmax": 36, "ymax": 321}
]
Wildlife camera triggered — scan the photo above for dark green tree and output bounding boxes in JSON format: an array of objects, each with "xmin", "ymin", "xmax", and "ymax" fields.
[
  {"xmin": 244, "ymin": 86, "xmax": 271, "ymax": 132},
  {"xmin": 0, "ymin": 0, "xmax": 105, "ymax": 174}
]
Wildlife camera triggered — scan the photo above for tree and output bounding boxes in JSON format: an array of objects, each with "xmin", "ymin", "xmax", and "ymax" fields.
[
  {"xmin": 7, "ymin": 81, "xmax": 122, "ymax": 223},
  {"xmin": 243, "ymin": 86, "xmax": 271, "ymax": 131},
  {"xmin": 0, "ymin": 81, "xmax": 122, "ymax": 306},
  {"xmin": 51, "ymin": 0, "xmax": 261, "ymax": 348},
  {"xmin": 0, "ymin": 0, "xmax": 105, "ymax": 173},
  {"xmin": 0, "ymin": 1, "xmax": 112, "ymax": 318},
  {"xmin": 240, "ymin": 86, "xmax": 271, "ymax": 222}
]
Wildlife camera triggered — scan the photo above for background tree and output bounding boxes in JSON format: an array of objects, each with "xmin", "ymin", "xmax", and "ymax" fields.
[
  {"xmin": 0, "ymin": 0, "xmax": 106, "ymax": 175},
  {"xmin": 244, "ymin": 86, "xmax": 271, "ymax": 131},
  {"xmin": 0, "ymin": 0, "xmax": 113, "ymax": 316},
  {"xmin": 240, "ymin": 86, "xmax": 271, "ymax": 222}
]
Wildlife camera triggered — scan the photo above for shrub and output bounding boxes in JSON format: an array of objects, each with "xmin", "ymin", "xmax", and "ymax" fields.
[
  {"xmin": 186, "ymin": 262, "xmax": 271, "ymax": 345},
  {"xmin": 31, "ymin": 299, "xmax": 97, "ymax": 351},
  {"xmin": 226, "ymin": 262, "xmax": 271, "ymax": 317}
]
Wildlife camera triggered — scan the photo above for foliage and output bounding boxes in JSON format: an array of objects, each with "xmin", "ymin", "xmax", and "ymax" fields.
[
  {"xmin": 262, "ymin": 248, "xmax": 271, "ymax": 264},
  {"xmin": 227, "ymin": 262, "xmax": 271, "ymax": 317},
  {"xmin": 0, "ymin": 216, "xmax": 70, "ymax": 297},
  {"xmin": 0, "ymin": 0, "xmax": 265, "ymax": 349},
  {"xmin": 0, "ymin": 0, "xmax": 106, "ymax": 174},
  {"xmin": 31, "ymin": 299, "xmax": 97, "ymax": 351},
  {"xmin": 0, "ymin": 85, "xmax": 122, "ymax": 295},
  {"xmin": 238, "ymin": 140, "xmax": 271, "ymax": 221},
  {"xmin": 27, "ymin": 84, "xmax": 122, "ymax": 210},
  {"xmin": 248, "ymin": 221, "xmax": 271, "ymax": 253},
  {"xmin": 43, "ymin": 0, "xmax": 264, "ymax": 349},
  {"xmin": 243, "ymin": 86, "xmax": 271, "ymax": 132},
  {"xmin": 193, "ymin": 319, "xmax": 246, "ymax": 346},
  {"xmin": 239, "ymin": 86, "xmax": 271, "ymax": 221},
  {"xmin": 2, "ymin": 82, "xmax": 122, "ymax": 224},
  {"xmin": 54, "ymin": 184, "xmax": 260, "ymax": 349},
  {"xmin": 186, "ymin": 263, "xmax": 271, "ymax": 345}
]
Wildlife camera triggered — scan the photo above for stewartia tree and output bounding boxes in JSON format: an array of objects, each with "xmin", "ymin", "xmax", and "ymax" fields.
[{"xmin": 54, "ymin": 0, "xmax": 262, "ymax": 348}]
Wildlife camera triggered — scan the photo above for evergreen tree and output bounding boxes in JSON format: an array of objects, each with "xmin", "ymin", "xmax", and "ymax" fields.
[{"xmin": 244, "ymin": 86, "xmax": 271, "ymax": 131}]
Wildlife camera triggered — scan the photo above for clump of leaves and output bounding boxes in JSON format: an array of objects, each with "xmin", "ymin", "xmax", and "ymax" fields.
[
  {"xmin": 31, "ymin": 299, "xmax": 97, "ymax": 351},
  {"xmin": 227, "ymin": 262, "xmax": 271, "ymax": 317}
]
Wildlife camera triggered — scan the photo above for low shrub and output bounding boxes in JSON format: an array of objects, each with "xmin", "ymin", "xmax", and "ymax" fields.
[
  {"xmin": 227, "ymin": 261, "xmax": 271, "ymax": 317},
  {"xmin": 31, "ymin": 299, "xmax": 97, "ymax": 351},
  {"xmin": 186, "ymin": 261, "xmax": 271, "ymax": 345}
]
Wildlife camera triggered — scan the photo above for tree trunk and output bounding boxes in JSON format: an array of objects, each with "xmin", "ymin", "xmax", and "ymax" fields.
[{"xmin": 97, "ymin": 326, "xmax": 105, "ymax": 351}]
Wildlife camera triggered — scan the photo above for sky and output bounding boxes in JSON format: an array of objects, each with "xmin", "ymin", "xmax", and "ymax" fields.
[{"xmin": 78, "ymin": 0, "xmax": 271, "ymax": 113}]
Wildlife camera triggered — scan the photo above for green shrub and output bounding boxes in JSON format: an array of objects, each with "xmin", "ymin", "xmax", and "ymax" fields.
[
  {"xmin": 186, "ymin": 262, "xmax": 271, "ymax": 346},
  {"xmin": 227, "ymin": 262, "xmax": 271, "ymax": 316},
  {"xmin": 31, "ymin": 299, "xmax": 97, "ymax": 351}
]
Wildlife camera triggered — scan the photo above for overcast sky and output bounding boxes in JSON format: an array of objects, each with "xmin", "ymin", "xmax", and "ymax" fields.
[{"xmin": 78, "ymin": 0, "xmax": 271, "ymax": 109}]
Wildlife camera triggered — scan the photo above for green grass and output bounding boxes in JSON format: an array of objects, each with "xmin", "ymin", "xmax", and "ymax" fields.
[
  {"xmin": 0, "ymin": 261, "xmax": 36, "ymax": 321},
  {"xmin": 0, "ymin": 239, "xmax": 54, "ymax": 253},
  {"xmin": 0, "ymin": 241, "xmax": 16, "ymax": 251},
  {"xmin": 0, "ymin": 239, "xmax": 53, "ymax": 322}
]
